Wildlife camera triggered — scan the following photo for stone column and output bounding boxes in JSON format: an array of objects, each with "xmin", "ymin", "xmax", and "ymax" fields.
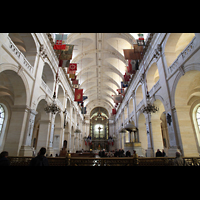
[
  {"xmin": 19, "ymin": 109, "xmax": 38, "ymax": 156},
  {"xmin": 74, "ymin": 135, "xmax": 77, "ymax": 152},
  {"xmin": 71, "ymin": 134, "xmax": 74, "ymax": 153},
  {"xmin": 165, "ymin": 109, "xmax": 179, "ymax": 156},
  {"xmin": 46, "ymin": 114, "xmax": 55, "ymax": 156},
  {"xmin": 145, "ymin": 113, "xmax": 154, "ymax": 157},
  {"xmin": 158, "ymin": 48, "xmax": 180, "ymax": 156},
  {"xmin": 36, "ymin": 119, "xmax": 51, "ymax": 154},
  {"xmin": 53, "ymin": 127, "xmax": 63, "ymax": 155}
]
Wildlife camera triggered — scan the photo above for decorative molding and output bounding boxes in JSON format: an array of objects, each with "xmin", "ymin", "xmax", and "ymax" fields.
[
  {"xmin": 154, "ymin": 44, "xmax": 162, "ymax": 60},
  {"xmin": 39, "ymin": 44, "xmax": 47, "ymax": 59}
]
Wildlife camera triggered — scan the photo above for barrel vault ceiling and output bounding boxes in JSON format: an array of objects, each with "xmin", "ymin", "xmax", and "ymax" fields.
[{"xmin": 62, "ymin": 33, "xmax": 146, "ymax": 116}]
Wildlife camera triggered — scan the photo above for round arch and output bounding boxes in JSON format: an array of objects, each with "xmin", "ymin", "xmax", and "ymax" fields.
[
  {"xmin": 42, "ymin": 62, "xmax": 55, "ymax": 92},
  {"xmin": 0, "ymin": 64, "xmax": 30, "ymax": 106},
  {"xmin": 172, "ymin": 66, "xmax": 200, "ymax": 156},
  {"xmin": 8, "ymin": 33, "xmax": 38, "ymax": 67},
  {"xmin": 135, "ymin": 84, "xmax": 143, "ymax": 107},
  {"xmin": 146, "ymin": 61, "xmax": 160, "ymax": 92},
  {"xmin": 163, "ymin": 33, "xmax": 195, "ymax": 67}
]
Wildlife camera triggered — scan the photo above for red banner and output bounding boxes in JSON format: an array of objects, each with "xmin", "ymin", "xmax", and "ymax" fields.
[
  {"xmin": 74, "ymin": 89, "xmax": 83, "ymax": 102},
  {"xmin": 112, "ymin": 108, "xmax": 116, "ymax": 115},
  {"xmin": 69, "ymin": 63, "xmax": 77, "ymax": 71}
]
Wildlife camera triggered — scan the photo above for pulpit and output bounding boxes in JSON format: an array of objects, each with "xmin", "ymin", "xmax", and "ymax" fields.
[{"xmin": 124, "ymin": 122, "xmax": 144, "ymax": 157}]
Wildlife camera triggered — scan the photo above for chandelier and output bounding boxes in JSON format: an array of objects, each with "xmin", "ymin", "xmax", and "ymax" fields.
[
  {"xmin": 44, "ymin": 92, "xmax": 61, "ymax": 115},
  {"xmin": 142, "ymin": 93, "xmax": 159, "ymax": 114}
]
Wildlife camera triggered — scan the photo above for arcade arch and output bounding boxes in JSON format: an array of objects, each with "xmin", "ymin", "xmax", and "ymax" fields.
[
  {"xmin": 174, "ymin": 70, "xmax": 200, "ymax": 156},
  {"xmin": 164, "ymin": 33, "xmax": 195, "ymax": 67},
  {"xmin": 8, "ymin": 33, "xmax": 37, "ymax": 66}
]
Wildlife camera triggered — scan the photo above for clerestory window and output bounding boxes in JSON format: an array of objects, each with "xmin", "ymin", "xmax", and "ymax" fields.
[
  {"xmin": 196, "ymin": 106, "xmax": 200, "ymax": 132},
  {"xmin": 0, "ymin": 104, "xmax": 5, "ymax": 135}
]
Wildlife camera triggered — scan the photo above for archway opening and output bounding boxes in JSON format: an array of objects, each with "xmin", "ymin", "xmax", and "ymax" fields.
[
  {"xmin": 0, "ymin": 70, "xmax": 27, "ymax": 155},
  {"xmin": 146, "ymin": 62, "xmax": 160, "ymax": 92},
  {"xmin": 9, "ymin": 33, "xmax": 37, "ymax": 66},
  {"xmin": 90, "ymin": 107, "xmax": 109, "ymax": 151},
  {"xmin": 164, "ymin": 33, "xmax": 195, "ymax": 67},
  {"xmin": 175, "ymin": 70, "xmax": 200, "ymax": 156}
]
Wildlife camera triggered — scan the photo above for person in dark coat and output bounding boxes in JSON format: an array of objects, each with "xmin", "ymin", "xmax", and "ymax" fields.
[
  {"xmin": 29, "ymin": 147, "xmax": 49, "ymax": 166},
  {"xmin": 114, "ymin": 149, "xmax": 119, "ymax": 157},
  {"xmin": 126, "ymin": 150, "xmax": 131, "ymax": 157},
  {"xmin": 99, "ymin": 150, "xmax": 102, "ymax": 157},
  {"xmin": 156, "ymin": 149, "xmax": 162, "ymax": 157},
  {"xmin": 162, "ymin": 149, "xmax": 166, "ymax": 157},
  {"xmin": 101, "ymin": 149, "xmax": 106, "ymax": 157},
  {"xmin": 119, "ymin": 149, "xmax": 122, "ymax": 157},
  {"xmin": 0, "ymin": 151, "xmax": 10, "ymax": 166}
]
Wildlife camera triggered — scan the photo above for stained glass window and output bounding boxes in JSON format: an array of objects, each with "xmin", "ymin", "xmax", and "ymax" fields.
[
  {"xmin": 0, "ymin": 104, "xmax": 5, "ymax": 135},
  {"xmin": 196, "ymin": 106, "xmax": 200, "ymax": 131}
]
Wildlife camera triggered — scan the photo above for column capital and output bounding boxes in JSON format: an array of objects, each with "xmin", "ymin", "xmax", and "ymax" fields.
[{"xmin": 30, "ymin": 109, "xmax": 38, "ymax": 115}]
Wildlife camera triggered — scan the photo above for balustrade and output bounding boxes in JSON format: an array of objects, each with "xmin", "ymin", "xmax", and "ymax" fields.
[
  {"xmin": 7, "ymin": 36, "xmax": 33, "ymax": 73},
  {"xmin": 136, "ymin": 99, "xmax": 144, "ymax": 111},
  {"xmin": 41, "ymin": 79, "xmax": 53, "ymax": 97},
  {"xmin": 7, "ymin": 156, "xmax": 200, "ymax": 166},
  {"xmin": 168, "ymin": 37, "xmax": 197, "ymax": 77},
  {"xmin": 149, "ymin": 80, "xmax": 161, "ymax": 97}
]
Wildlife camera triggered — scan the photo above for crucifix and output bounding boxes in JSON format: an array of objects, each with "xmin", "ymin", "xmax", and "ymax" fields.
[{"xmin": 98, "ymin": 126, "xmax": 102, "ymax": 138}]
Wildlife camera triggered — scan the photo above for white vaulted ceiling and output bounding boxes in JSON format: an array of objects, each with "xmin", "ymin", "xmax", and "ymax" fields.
[{"xmin": 62, "ymin": 33, "xmax": 147, "ymax": 116}]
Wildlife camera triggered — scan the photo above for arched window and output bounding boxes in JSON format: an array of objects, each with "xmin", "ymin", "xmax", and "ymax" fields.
[
  {"xmin": 0, "ymin": 104, "xmax": 5, "ymax": 135},
  {"xmin": 196, "ymin": 106, "xmax": 200, "ymax": 131}
]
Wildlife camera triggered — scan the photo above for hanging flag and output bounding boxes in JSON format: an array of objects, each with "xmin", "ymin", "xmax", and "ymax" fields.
[
  {"xmin": 69, "ymin": 74, "xmax": 76, "ymax": 79},
  {"xmin": 112, "ymin": 94, "xmax": 122, "ymax": 103},
  {"xmin": 112, "ymin": 108, "xmax": 116, "ymax": 115},
  {"xmin": 67, "ymin": 65, "xmax": 76, "ymax": 74},
  {"xmin": 71, "ymin": 75, "xmax": 77, "ymax": 81},
  {"xmin": 123, "ymin": 49, "xmax": 142, "ymax": 60},
  {"xmin": 117, "ymin": 88, "xmax": 125, "ymax": 96},
  {"xmin": 73, "ymin": 84, "xmax": 79, "ymax": 89},
  {"xmin": 133, "ymin": 44, "xmax": 144, "ymax": 53},
  {"xmin": 72, "ymin": 80, "xmax": 79, "ymax": 85},
  {"xmin": 59, "ymin": 60, "xmax": 70, "ymax": 68},
  {"xmin": 67, "ymin": 69, "xmax": 76, "ymax": 75},
  {"xmin": 137, "ymin": 33, "xmax": 145, "ymax": 46},
  {"xmin": 81, "ymin": 106, "xmax": 87, "ymax": 114},
  {"xmin": 69, "ymin": 63, "xmax": 77, "ymax": 71},
  {"xmin": 138, "ymin": 33, "xmax": 144, "ymax": 40},
  {"xmin": 83, "ymin": 96, "xmax": 88, "ymax": 101},
  {"xmin": 128, "ymin": 60, "xmax": 139, "ymax": 74},
  {"xmin": 121, "ymin": 81, "xmax": 128, "ymax": 88},
  {"xmin": 78, "ymin": 96, "xmax": 88, "ymax": 105},
  {"xmin": 59, "ymin": 44, "xmax": 74, "ymax": 60},
  {"xmin": 124, "ymin": 73, "xmax": 131, "ymax": 84},
  {"xmin": 53, "ymin": 34, "xmax": 68, "ymax": 50},
  {"xmin": 74, "ymin": 88, "xmax": 83, "ymax": 102}
]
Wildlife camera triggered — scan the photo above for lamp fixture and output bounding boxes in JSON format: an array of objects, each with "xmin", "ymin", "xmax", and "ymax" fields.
[
  {"xmin": 142, "ymin": 92, "xmax": 159, "ymax": 114},
  {"xmin": 44, "ymin": 92, "xmax": 61, "ymax": 115}
]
